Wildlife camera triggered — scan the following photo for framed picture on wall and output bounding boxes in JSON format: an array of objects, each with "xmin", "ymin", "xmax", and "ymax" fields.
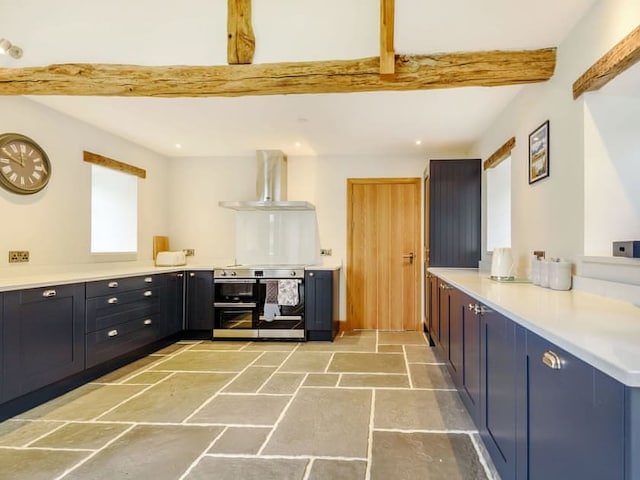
[{"xmin": 529, "ymin": 120, "xmax": 550, "ymax": 184}]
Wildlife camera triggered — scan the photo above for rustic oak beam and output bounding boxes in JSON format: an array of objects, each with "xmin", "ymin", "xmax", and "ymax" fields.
[
  {"xmin": 0, "ymin": 49, "xmax": 556, "ymax": 97},
  {"xmin": 380, "ymin": 0, "xmax": 395, "ymax": 75},
  {"xmin": 227, "ymin": 0, "xmax": 255, "ymax": 65},
  {"xmin": 573, "ymin": 24, "xmax": 640, "ymax": 99},
  {"xmin": 83, "ymin": 151, "xmax": 146, "ymax": 179},
  {"xmin": 483, "ymin": 136, "xmax": 515, "ymax": 170}
]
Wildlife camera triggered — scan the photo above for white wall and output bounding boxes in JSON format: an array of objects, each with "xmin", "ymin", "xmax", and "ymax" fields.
[
  {"xmin": 0, "ymin": 97, "xmax": 170, "ymax": 267},
  {"xmin": 584, "ymin": 94, "xmax": 640, "ymax": 255},
  {"xmin": 473, "ymin": 0, "xmax": 640, "ymax": 275}
]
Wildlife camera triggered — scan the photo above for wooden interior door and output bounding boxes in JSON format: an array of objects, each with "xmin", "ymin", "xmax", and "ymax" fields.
[{"xmin": 347, "ymin": 178, "xmax": 421, "ymax": 331}]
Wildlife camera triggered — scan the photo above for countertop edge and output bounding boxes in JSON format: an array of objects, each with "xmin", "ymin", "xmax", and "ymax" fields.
[{"xmin": 429, "ymin": 267, "xmax": 640, "ymax": 388}]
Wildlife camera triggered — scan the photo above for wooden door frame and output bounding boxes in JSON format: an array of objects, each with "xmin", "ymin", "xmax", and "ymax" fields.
[{"xmin": 346, "ymin": 177, "xmax": 422, "ymax": 331}]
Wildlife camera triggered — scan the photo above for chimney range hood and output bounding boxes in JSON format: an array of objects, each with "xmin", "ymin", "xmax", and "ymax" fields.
[{"xmin": 219, "ymin": 150, "xmax": 315, "ymax": 211}]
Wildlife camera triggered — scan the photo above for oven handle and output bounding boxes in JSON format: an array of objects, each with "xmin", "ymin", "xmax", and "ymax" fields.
[
  {"xmin": 214, "ymin": 278, "xmax": 257, "ymax": 284},
  {"xmin": 259, "ymin": 315, "xmax": 303, "ymax": 321},
  {"xmin": 214, "ymin": 302, "xmax": 257, "ymax": 308}
]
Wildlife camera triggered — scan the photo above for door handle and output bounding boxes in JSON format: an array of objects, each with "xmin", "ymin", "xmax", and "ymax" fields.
[{"xmin": 403, "ymin": 252, "xmax": 415, "ymax": 264}]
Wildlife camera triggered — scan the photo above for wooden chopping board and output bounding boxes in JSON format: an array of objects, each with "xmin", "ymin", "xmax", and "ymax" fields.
[{"xmin": 153, "ymin": 235, "xmax": 169, "ymax": 260}]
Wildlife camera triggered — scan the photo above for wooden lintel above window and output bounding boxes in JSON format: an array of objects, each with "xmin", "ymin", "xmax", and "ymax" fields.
[
  {"xmin": 483, "ymin": 136, "xmax": 515, "ymax": 170},
  {"xmin": 0, "ymin": 48, "xmax": 556, "ymax": 97},
  {"xmin": 83, "ymin": 151, "xmax": 146, "ymax": 179},
  {"xmin": 573, "ymin": 24, "xmax": 640, "ymax": 99},
  {"xmin": 227, "ymin": 0, "xmax": 255, "ymax": 65},
  {"xmin": 380, "ymin": 0, "xmax": 395, "ymax": 75}
]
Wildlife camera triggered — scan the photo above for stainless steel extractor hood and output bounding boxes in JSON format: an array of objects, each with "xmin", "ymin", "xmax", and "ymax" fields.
[{"xmin": 219, "ymin": 150, "xmax": 315, "ymax": 211}]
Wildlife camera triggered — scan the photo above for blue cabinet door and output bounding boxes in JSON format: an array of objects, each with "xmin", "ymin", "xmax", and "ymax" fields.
[
  {"xmin": 3, "ymin": 284, "xmax": 85, "ymax": 402},
  {"xmin": 428, "ymin": 275, "xmax": 440, "ymax": 345},
  {"xmin": 460, "ymin": 293, "xmax": 480, "ymax": 423},
  {"xmin": 526, "ymin": 331, "xmax": 624, "ymax": 480},
  {"xmin": 305, "ymin": 270, "xmax": 338, "ymax": 341},
  {"xmin": 447, "ymin": 288, "xmax": 464, "ymax": 388},
  {"xmin": 186, "ymin": 271, "xmax": 214, "ymax": 331},
  {"xmin": 479, "ymin": 309, "xmax": 518, "ymax": 480},
  {"xmin": 438, "ymin": 281, "xmax": 451, "ymax": 360},
  {"xmin": 162, "ymin": 272, "xmax": 185, "ymax": 337}
]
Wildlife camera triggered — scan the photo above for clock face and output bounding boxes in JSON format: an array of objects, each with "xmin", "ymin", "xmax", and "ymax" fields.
[{"xmin": 0, "ymin": 133, "xmax": 51, "ymax": 194}]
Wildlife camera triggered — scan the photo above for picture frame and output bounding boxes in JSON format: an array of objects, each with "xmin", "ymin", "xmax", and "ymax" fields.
[{"xmin": 529, "ymin": 120, "xmax": 550, "ymax": 184}]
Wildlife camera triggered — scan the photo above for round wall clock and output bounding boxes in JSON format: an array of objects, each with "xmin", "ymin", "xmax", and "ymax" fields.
[{"xmin": 0, "ymin": 133, "xmax": 52, "ymax": 194}]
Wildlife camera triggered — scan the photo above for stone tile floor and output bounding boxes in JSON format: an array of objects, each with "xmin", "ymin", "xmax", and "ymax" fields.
[{"xmin": 0, "ymin": 331, "xmax": 498, "ymax": 480}]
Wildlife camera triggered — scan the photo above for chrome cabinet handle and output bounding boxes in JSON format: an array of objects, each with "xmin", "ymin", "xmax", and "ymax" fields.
[
  {"xmin": 107, "ymin": 297, "xmax": 118, "ymax": 304},
  {"xmin": 143, "ymin": 319, "xmax": 152, "ymax": 325},
  {"xmin": 143, "ymin": 290, "xmax": 153, "ymax": 297},
  {"xmin": 108, "ymin": 281, "xmax": 119, "ymax": 288},
  {"xmin": 439, "ymin": 284, "xmax": 452, "ymax": 290},
  {"xmin": 108, "ymin": 329, "xmax": 118, "ymax": 337},
  {"xmin": 42, "ymin": 289, "xmax": 57, "ymax": 298},
  {"xmin": 542, "ymin": 351, "xmax": 562, "ymax": 370},
  {"xmin": 144, "ymin": 277, "xmax": 153, "ymax": 283},
  {"xmin": 177, "ymin": 273, "xmax": 184, "ymax": 278},
  {"xmin": 309, "ymin": 272, "xmax": 315, "ymax": 277},
  {"xmin": 189, "ymin": 272, "xmax": 195, "ymax": 277},
  {"xmin": 468, "ymin": 303, "xmax": 475, "ymax": 311}
]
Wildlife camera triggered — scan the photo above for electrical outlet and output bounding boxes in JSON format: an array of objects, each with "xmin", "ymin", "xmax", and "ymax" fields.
[
  {"xmin": 183, "ymin": 249, "xmax": 195, "ymax": 257},
  {"xmin": 533, "ymin": 250, "xmax": 546, "ymax": 259},
  {"xmin": 9, "ymin": 250, "xmax": 29, "ymax": 263},
  {"xmin": 320, "ymin": 248, "xmax": 332, "ymax": 256}
]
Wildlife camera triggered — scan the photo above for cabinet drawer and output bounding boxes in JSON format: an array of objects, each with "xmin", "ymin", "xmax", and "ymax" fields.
[
  {"xmin": 86, "ymin": 275, "xmax": 161, "ymax": 298},
  {"xmin": 86, "ymin": 314, "xmax": 160, "ymax": 368},
  {"xmin": 86, "ymin": 288, "xmax": 161, "ymax": 332}
]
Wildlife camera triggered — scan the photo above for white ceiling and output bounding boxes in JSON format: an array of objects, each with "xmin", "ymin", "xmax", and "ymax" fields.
[{"xmin": 1, "ymin": 0, "xmax": 599, "ymax": 157}]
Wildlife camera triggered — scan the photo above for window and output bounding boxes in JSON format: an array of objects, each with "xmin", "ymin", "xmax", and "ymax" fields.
[
  {"xmin": 91, "ymin": 165, "xmax": 137, "ymax": 255},
  {"xmin": 486, "ymin": 156, "xmax": 511, "ymax": 252}
]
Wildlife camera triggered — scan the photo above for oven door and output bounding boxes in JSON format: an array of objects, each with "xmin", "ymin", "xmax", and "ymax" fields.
[
  {"xmin": 214, "ymin": 307, "xmax": 258, "ymax": 338},
  {"xmin": 258, "ymin": 278, "xmax": 305, "ymax": 339},
  {"xmin": 214, "ymin": 278, "xmax": 259, "ymax": 338}
]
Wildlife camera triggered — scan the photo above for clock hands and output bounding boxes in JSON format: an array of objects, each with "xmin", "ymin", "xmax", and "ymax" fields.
[{"xmin": 2, "ymin": 148, "xmax": 24, "ymax": 167}]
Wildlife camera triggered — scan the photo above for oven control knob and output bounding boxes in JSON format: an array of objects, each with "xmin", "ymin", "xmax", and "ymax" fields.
[
  {"xmin": 219, "ymin": 271, "xmax": 226, "ymax": 276},
  {"xmin": 290, "ymin": 271, "xmax": 296, "ymax": 277},
  {"xmin": 231, "ymin": 271, "xmax": 237, "ymax": 276}
]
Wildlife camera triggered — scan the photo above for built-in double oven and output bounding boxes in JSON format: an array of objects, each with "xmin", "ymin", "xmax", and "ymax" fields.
[{"xmin": 213, "ymin": 267, "xmax": 305, "ymax": 340}]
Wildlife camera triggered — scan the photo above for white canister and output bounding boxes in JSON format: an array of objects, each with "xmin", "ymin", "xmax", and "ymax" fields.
[
  {"xmin": 531, "ymin": 256, "xmax": 540, "ymax": 285},
  {"xmin": 539, "ymin": 260, "xmax": 550, "ymax": 288},
  {"xmin": 550, "ymin": 261, "xmax": 572, "ymax": 290}
]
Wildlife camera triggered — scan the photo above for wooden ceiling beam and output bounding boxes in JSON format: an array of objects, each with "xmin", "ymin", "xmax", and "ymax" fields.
[
  {"xmin": 573, "ymin": 24, "xmax": 640, "ymax": 99},
  {"xmin": 483, "ymin": 136, "xmax": 515, "ymax": 170},
  {"xmin": 380, "ymin": 0, "xmax": 395, "ymax": 75},
  {"xmin": 227, "ymin": 0, "xmax": 255, "ymax": 64},
  {"xmin": 0, "ymin": 48, "xmax": 556, "ymax": 97}
]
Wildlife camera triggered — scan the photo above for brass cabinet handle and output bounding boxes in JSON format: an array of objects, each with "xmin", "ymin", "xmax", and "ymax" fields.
[
  {"xmin": 144, "ymin": 277, "xmax": 153, "ymax": 283},
  {"xmin": 543, "ymin": 351, "xmax": 562, "ymax": 370},
  {"xmin": 107, "ymin": 297, "xmax": 118, "ymax": 304},
  {"xmin": 143, "ymin": 290, "xmax": 153, "ymax": 297},
  {"xmin": 108, "ymin": 281, "xmax": 119, "ymax": 288},
  {"xmin": 42, "ymin": 289, "xmax": 57, "ymax": 298},
  {"xmin": 108, "ymin": 329, "xmax": 118, "ymax": 337}
]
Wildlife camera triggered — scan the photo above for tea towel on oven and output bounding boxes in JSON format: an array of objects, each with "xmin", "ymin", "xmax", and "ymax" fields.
[
  {"xmin": 264, "ymin": 280, "xmax": 280, "ymax": 321},
  {"xmin": 277, "ymin": 279, "xmax": 300, "ymax": 306}
]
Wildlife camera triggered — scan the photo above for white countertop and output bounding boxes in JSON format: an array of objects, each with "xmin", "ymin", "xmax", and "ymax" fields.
[
  {"xmin": 0, "ymin": 260, "xmax": 342, "ymax": 292},
  {"xmin": 429, "ymin": 268, "xmax": 640, "ymax": 387}
]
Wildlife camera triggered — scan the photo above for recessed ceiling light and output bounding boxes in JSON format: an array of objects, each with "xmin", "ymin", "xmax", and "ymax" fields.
[
  {"xmin": 175, "ymin": 143, "xmax": 182, "ymax": 149},
  {"xmin": 295, "ymin": 141, "xmax": 302, "ymax": 147},
  {"xmin": 297, "ymin": 117, "xmax": 309, "ymax": 123},
  {"xmin": 415, "ymin": 140, "xmax": 422, "ymax": 146}
]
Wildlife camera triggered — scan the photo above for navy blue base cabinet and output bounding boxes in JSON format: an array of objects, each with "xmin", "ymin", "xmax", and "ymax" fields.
[
  {"xmin": 163, "ymin": 272, "xmax": 185, "ymax": 337},
  {"xmin": 479, "ymin": 308, "xmax": 521, "ymax": 480},
  {"xmin": 526, "ymin": 331, "xmax": 625, "ymax": 480},
  {"xmin": 186, "ymin": 271, "xmax": 214, "ymax": 333},
  {"xmin": 429, "ymin": 275, "xmax": 635, "ymax": 480},
  {"xmin": 305, "ymin": 269, "xmax": 340, "ymax": 341},
  {"xmin": 2, "ymin": 283, "xmax": 85, "ymax": 402}
]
